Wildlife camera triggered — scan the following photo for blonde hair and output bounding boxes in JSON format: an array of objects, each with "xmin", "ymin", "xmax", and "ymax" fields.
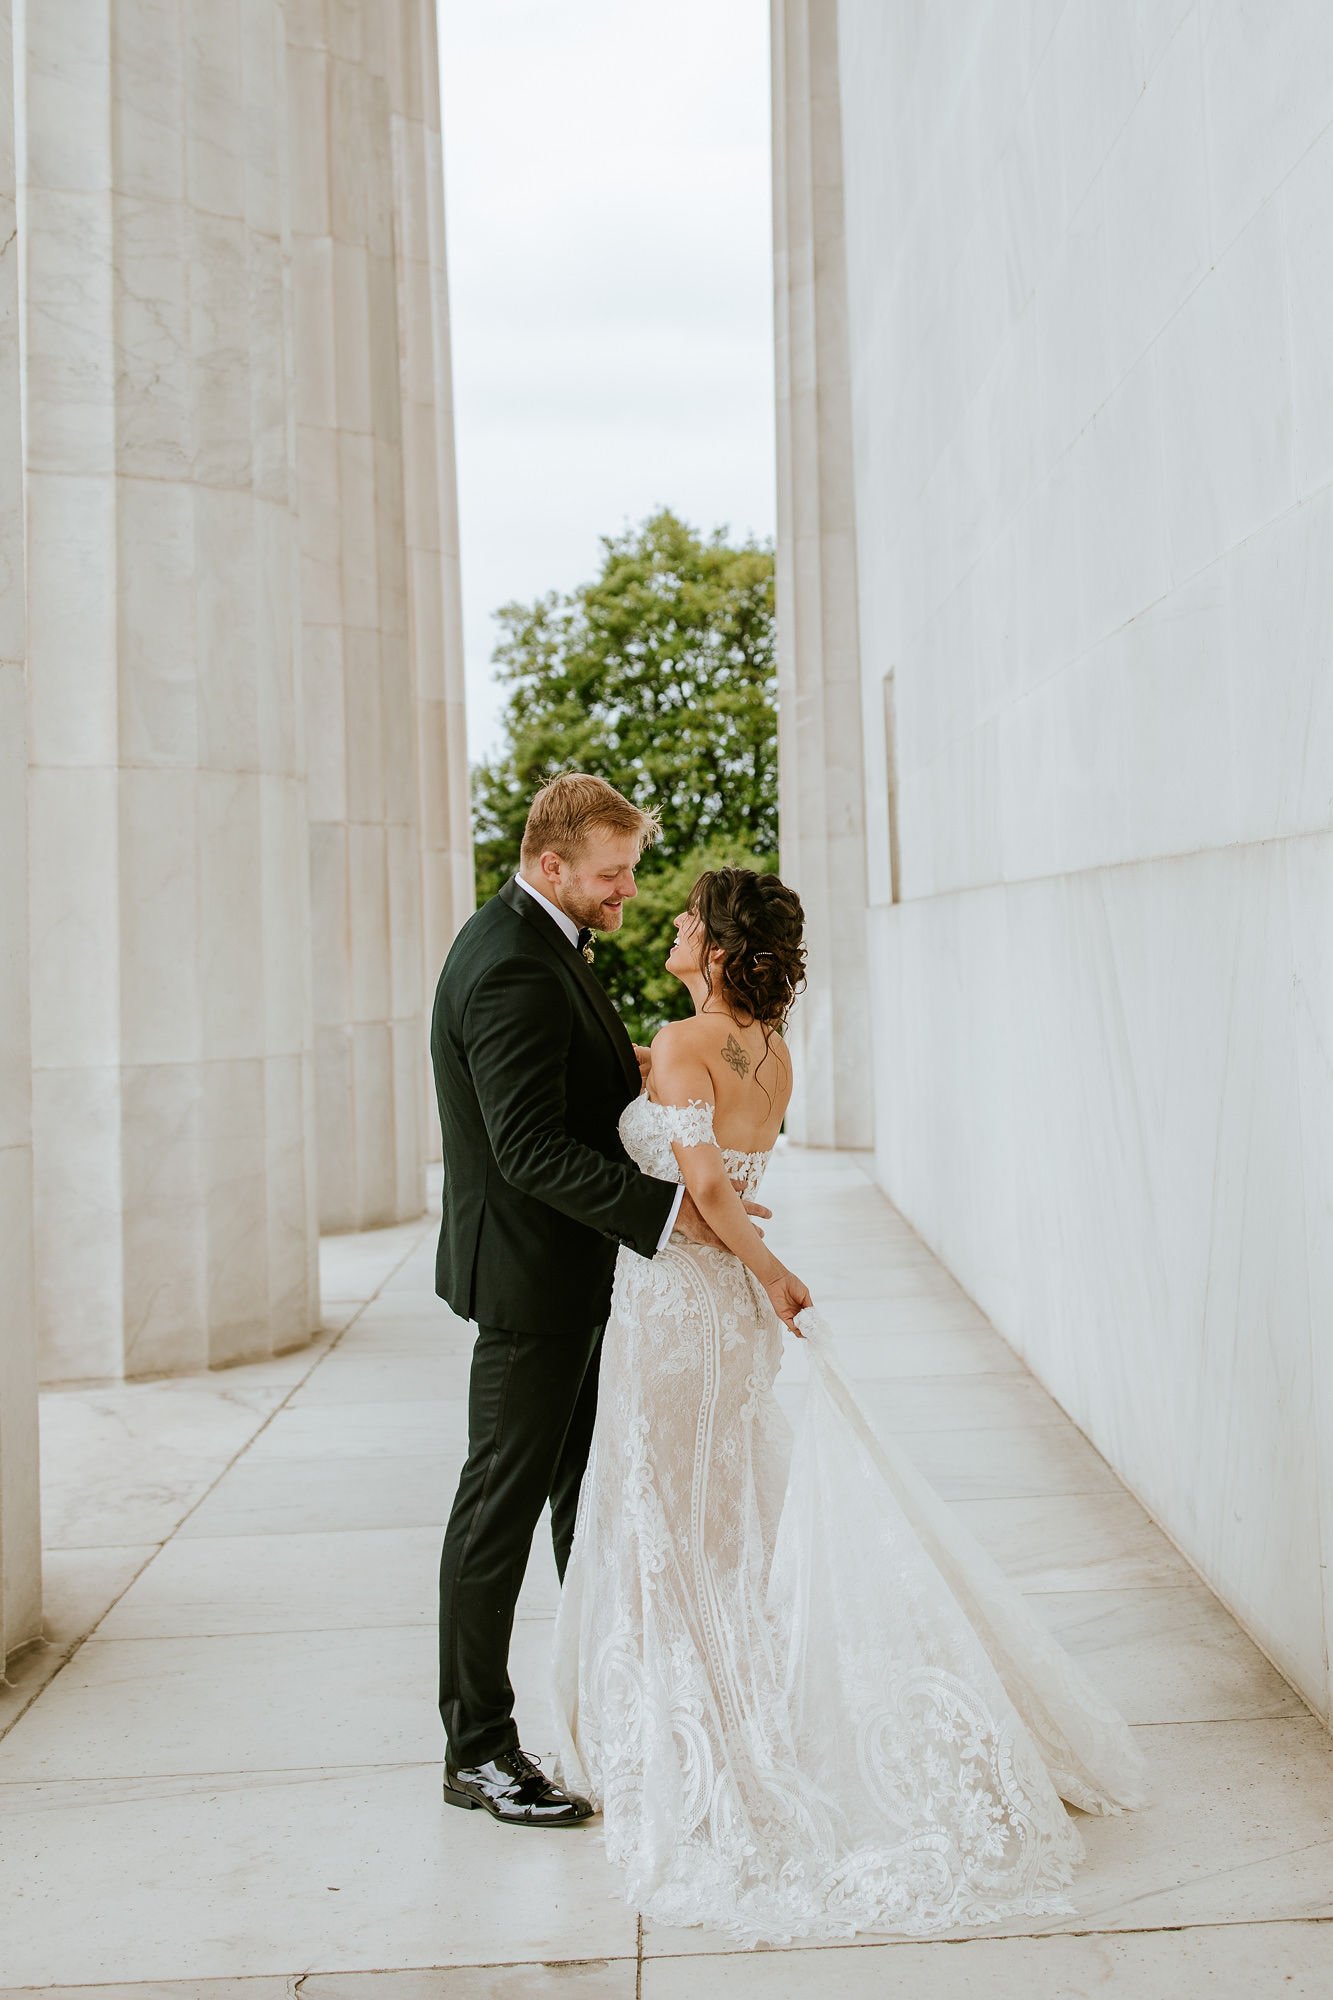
[{"xmin": 520, "ymin": 772, "xmax": 660, "ymax": 866}]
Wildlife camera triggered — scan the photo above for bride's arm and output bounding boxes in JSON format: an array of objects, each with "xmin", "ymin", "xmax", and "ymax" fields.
[{"xmin": 651, "ymin": 1034, "xmax": 812, "ymax": 1330}]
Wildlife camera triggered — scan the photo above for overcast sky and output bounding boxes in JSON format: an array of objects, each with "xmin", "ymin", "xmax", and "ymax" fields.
[{"xmin": 437, "ymin": 0, "xmax": 776, "ymax": 762}]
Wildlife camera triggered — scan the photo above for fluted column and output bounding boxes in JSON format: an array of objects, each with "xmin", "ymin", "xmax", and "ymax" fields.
[
  {"xmin": 771, "ymin": 0, "xmax": 871, "ymax": 1147},
  {"xmin": 0, "ymin": 0, "xmax": 40, "ymax": 1663},
  {"xmin": 288, "ymin": 2, "xmax": 430, "ymax": 1229},
  {"xmin": 21, "ymin": 1, "xmax": 319, "ymax": 1380},
  {"xmin": 386, "ymin": 0, "xmax": 475, "ymax": 1163}
]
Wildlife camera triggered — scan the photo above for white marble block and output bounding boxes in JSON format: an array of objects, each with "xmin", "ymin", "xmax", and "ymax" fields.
[
  {"xmin": 386, "ymin": 0, "xmax": 475, "ymax": 1167},
  {"xmin": 770, "ymin": 0, "xmax": 870, "ymax": 1149},
  {"xmin": 21, "ymin": 0, "xmax": 320, "ymax": 1381},
  {"xmin": 0, "ymin": 0, "xmax": 40, "ymax": 1664},
  {"xmin": 778, "ymin": 0, "xmax": 1333, "ymax": 1723},
  {"xmin": 290, "ymin": 0, "xmax": 471, "ymax": 1229}
]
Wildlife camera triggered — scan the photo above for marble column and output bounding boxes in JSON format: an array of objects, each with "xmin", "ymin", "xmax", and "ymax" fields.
[
  {"xmin": 770, "ymin": 0, "xmax": 871, "ymax": 1148},
  {"xmin": 0, "ymin": 0, "xmax": 40, "ymax": 1663},
  {"xmin": 21, "ymin": 0, "xmax": 320, "ymax": 1381},
  {"xmin": 289, "ymin": 0, "xmax": 454, "ymax": 1230},
  {"xmin": 385, "ymin": 0, "xmax": 475, "ymax": 1166}
]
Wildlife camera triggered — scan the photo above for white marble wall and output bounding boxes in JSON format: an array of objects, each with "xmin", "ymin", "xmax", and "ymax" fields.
[
  {"xmin": 290, "ymin": 0, "xmax": 469, "ymax": 1227},
  {"xmin": 806, "ymin": 0, "xmax": 1333, "ymax": 1723},
  {"xmin": 385, "ymin": 1, "xmax": 474, "ymax": 1165},
  {"xmin": 21, "ymin": 0, "xmax": 320, "ymax": 1379},
  {"xmin": 770, "ymin": 0, "xmax": 870, "ymax": 1148},
  {"xmin": 0, "ymin": 0, "xmax": 40, "ymax": 1665}
]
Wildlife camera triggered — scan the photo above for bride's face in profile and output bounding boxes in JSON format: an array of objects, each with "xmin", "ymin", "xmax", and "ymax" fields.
[{"xmin": 666, "ymin": 906, "xmax": 704, "ymax": 982}]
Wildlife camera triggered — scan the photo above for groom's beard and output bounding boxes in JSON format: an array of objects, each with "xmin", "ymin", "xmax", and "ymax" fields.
[{"xmin": 564, "ymin": 890, "xmax": 627, "ymax": 935}]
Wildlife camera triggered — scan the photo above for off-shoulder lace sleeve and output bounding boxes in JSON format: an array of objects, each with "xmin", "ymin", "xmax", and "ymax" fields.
[{"xmin": 650, "ymin": 1096, "xmax": 717, "ymax": 1149}]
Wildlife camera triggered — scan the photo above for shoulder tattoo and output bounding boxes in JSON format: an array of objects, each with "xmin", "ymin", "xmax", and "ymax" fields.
[{"xmin": 722, "ymin": 1032, "xmax": 751, "ymax": 1079}]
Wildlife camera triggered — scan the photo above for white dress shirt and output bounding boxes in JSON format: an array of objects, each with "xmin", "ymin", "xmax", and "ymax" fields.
[
  {"xmin": 513, "ymin": 874, "xmax": 684, "ymax": 1250},
  {"xmin": 514, "ymin": 870, "xmax": 581, "ymax": 947}
]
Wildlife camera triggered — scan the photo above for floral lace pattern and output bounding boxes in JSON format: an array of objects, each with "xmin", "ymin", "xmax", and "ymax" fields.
[
  {"xmin": 552, "ymin": 1097, "xmax": 1145, "ymax": 1947},
  {"xmin": 618, "ymin": 1091, "xmax": 773, "ymax": 1201}
]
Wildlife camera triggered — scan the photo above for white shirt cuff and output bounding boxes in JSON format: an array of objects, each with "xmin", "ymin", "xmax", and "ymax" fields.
[{"xmin": 656, "ymin": 1184, "xmax": 685, "ymax": 1251}]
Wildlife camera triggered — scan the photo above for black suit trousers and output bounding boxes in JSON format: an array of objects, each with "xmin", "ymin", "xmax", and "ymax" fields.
[{"xmin": 438, "ymin": 1318, "xmax": 603, "ymax": 1767}]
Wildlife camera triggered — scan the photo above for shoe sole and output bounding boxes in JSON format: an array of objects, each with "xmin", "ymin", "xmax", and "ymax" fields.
[{"xmin": 441, "ymin": 1779, "xmax": 592, "ymax": 1826}]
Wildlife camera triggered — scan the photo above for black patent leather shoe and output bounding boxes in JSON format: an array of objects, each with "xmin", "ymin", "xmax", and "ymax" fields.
[{"xmin": 442, "ymin": 1747, "xmax": 596, "ymax": 1827}]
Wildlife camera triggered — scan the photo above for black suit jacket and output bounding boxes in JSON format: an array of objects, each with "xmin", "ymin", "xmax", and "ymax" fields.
[{"xmin": 430, "ymin": 877, "xmax": 677, "ymax": 1334}]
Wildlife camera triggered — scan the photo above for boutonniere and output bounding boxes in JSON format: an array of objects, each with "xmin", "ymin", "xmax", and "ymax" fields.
[{"xmin": 581, "ymin": 940, "xmax": 596, "ymax": 965}]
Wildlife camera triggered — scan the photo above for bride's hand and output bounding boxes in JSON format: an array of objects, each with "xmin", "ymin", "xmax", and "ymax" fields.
[
  {"xmin": 765, "ymin": 1266, "xmax": 813, "ymax": 1333},
  {"xmin": 633, "ymin": 1043, "xmax": 652, "ymax": 1089}
]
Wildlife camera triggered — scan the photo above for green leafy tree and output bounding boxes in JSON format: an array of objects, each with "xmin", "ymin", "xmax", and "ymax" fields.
[{"xmin": 473, "ymin": 510, "xmax": 778, "ymax": 1040}]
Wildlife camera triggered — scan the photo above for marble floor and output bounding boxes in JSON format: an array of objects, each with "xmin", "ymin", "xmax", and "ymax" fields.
[{"xmin": 2, "ymin": 1150, "xmax": 1332, "ymax": 1995}]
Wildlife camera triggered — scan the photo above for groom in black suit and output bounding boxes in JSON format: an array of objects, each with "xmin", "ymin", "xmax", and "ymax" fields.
[{"xmin": 431, "ymin": 773, "xmax": 761, "ymax": 1826}]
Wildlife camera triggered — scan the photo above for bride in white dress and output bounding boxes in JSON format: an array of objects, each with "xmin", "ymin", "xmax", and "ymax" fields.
[{"xmin": 552, "ymin": 866, "xmax": 1144, "ymax": 1947}]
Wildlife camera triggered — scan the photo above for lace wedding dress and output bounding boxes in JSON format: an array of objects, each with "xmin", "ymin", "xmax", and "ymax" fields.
[{"xmin": 551, "ymin": 1096, "xmax": 1145, "ymax": 1947}]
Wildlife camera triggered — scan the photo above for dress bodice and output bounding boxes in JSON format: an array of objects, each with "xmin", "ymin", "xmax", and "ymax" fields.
[{"xmin": 618, "ymin": 1093, "xmax": 773, "ymax": 1201}]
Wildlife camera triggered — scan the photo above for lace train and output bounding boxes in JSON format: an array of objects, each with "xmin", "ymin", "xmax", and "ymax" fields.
[{"xmin": 551, "ymin": 1100, "xmax": 1144, "ymax": 1946}]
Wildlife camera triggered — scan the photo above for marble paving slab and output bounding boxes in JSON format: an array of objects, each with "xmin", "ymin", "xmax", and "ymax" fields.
[
  {"xmin": 39, "ymin": 1379, "xmax": 295, "ymax": 1551},
  {"xmin": 639, "ymin": 1920, "xmax": 1333, "ymax": 1994},
  {"xmin": 0, "ymin": 1986, "xmax": 297, "ymax": 2000},
  {"xmin": 91, "ymin": 1526, "xmax": 448, "ymax": 1640},
  {"xmin": 896, "ymin": 1422, "xmax": 1123, "ymax": 1499},
  {"xmin": 319, "ymin": 1300, "xmax": 371, "ymax": 1334},
  {"xmin": 31, "ymin": 1544, "xmax": 158, "ymax": 1649},
  {"xmin": 286, "ymin": 1352, "xmax": 473, "ymax": 1406},
  {"xmin": 0, "ymin": 1545, "xmax": 156, "ymax": 1738},
  {"xmin": 853, "ymin": 1370, "xmax": 1067, "ymax": 1429},
  {"xmin": 378, "ymin": 1266, "xmax": 452, "ymax": 1300},
  {"xmin": 301, "ymin": 1972, "xmax": 634, "ymax": 1999},
  {"xmin": 0, "ymin": 1619, "xmax": 560, "ymax": 1784},
  {"xmin": 317, "ymin": 1224, "xmax": 435, "ymax": 1304},
  {"xmin": 335, "ymin": 1315, "xmax": 473, "ymax": 1355},
  {"xmin": 0, "ymin": 1764, "xmax": 636, "ymax": 1987},
  {"xmin": 241, "ymin": 1399, "xmax": 471, "ymax": 1463},
  {"xmin": 176, "ymin": 1453, "xmax": 454, "ymax": 1539},
  {"xmin": 1030, "ymin": 1585, "xmax": 1308, "ymax": 1724},
  {"xmin": 0, "ymin": 1975, "xmax": 637, "ymax": 2000},
  {"xmin": 951, "ymin": 1490, "xmax": 1194, "ymax": 1591},
  {"xmin": 94, "ymin": 1522, "xmax": 558, "ymax": 1640}
]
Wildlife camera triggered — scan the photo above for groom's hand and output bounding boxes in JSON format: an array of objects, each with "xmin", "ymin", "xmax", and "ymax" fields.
[
  {"xmin": 674, "ymin": 1192, "xmax": 723, "ymax": 1248},
  {"xmin": 633, "ymin": 1044, "xmax": 652, "ymax": 1087},
  {"xmin": 733, "ymin": 1179, "xmax": 772, "ymax": 1233},
  {"xmin": 675, "ymin": 1185, "xmax": 772, "ymax": 1250},
  {"xmin": 734, "ymin": 1177, "xmax": 772, "ymax": 1227}
]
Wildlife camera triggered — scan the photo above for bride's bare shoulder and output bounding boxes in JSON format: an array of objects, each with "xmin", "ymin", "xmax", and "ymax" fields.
[
  {"xmin": 649, "ymin": 1017, "xmax": 690, "ymax": 1050},
  {"xmin": 650, "ymin": 1016, "xmax": 711, "ymax": 1055},
  {"xmin": 647, "ymin": 1018, "xmax": 721, "ymax": 1105}
]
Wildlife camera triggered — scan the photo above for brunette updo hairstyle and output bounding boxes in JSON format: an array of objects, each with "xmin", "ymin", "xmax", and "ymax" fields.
[{"xmin": 688, "ymin": 866, "xmax": 807, "ymax": 1038}]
